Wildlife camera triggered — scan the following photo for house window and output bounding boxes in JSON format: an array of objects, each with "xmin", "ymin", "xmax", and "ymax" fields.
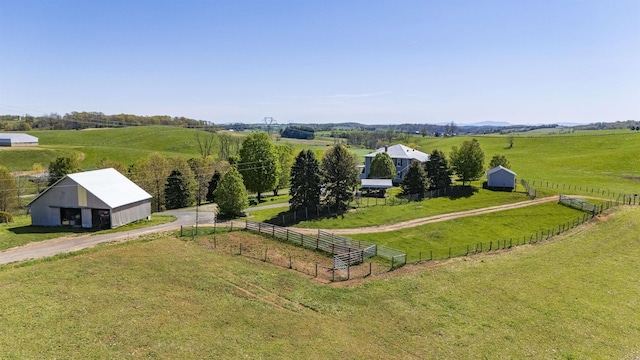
[{"xmin": 396, "ymin": 159, "xmax": 402, "ymax": 167}]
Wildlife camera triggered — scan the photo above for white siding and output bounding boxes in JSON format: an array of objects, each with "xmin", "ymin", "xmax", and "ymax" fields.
[
  {"xmin": 487, "ymin": 170, "xmax": 516, "ymax": 188},
  {"xmin": 111, "ymin": 200, "xmax": 151, "ymax": 228}
]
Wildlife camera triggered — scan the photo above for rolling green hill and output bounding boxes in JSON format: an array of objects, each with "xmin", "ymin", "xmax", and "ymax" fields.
[{"xmin": 0, "ymin": 207, "xmax": 638, "ymax": 358}]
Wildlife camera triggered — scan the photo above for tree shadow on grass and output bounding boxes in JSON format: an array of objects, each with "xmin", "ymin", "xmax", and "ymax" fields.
[
  {"xmin": 9, "ymin": 225, "xmax": 93, "ymax": 235},
  {"xmin": 446, "ymin": 186, "xmax": 479, "ymax": 200}
]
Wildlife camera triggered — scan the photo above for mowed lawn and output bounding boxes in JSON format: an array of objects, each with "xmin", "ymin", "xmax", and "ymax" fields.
[{"xmin": 0, "ymin": 207, "xmax": 638, "ymax": 358}]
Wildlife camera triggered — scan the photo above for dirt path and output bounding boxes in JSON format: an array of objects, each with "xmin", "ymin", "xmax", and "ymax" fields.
[{"xmin": 289, "ymin": 196, "xmax": 561, "ymax": 235}]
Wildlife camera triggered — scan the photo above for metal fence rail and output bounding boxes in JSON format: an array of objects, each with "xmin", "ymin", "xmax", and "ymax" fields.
[
  {"xmin": 244, "ymin": 220, "xmax": 407, "ymax": 271},
  {"xmin": 559, "ymin": 194, "xmax": 598, "ymax": 213}
]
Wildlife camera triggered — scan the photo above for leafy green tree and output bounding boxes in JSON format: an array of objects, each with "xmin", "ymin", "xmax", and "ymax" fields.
[
  {"xmin": 214, "ymin": 167, "xmax": 248, "ymax": 217},
  {"xmin": 0, "ymin": 166, "xmax": 18, "ymax": 212},
  {"xmin": 425, "ymin": 150, "xmax": 452, "ymax": 189},
  {"xmin": 238, "ymin": 132, "xmax": 279, "ymax": 201},
  {"xmin": 321, "ymin": 144, "xmax": 358, "ymax": 212},
  {"xmin": 47, "ymin": 156, "xmax": 81, "ymax": 185},
  {"xmin": 164, "ymin": 170, "xmax": 193, "ymax": 209},
  {"xmin": 401, "ymin": 161, "xmax": 427, "ymax": 200},
  {"xmin": 489, "ymin": 154, "xmax": 511, "ymax": 169},
  {"xmin": 206, "ymin": 170, "xmax": 221, "ymax": 203},
  {"xmin": 289, "ymin": 150, "xmax": 322, "ymax": 212},
  {"xmin": 368, "ymin": 152, "xmax": 396, "ymax": 179},
  {"xmin": 130, "ymin": 153, "xmax": 171, "ymax": 212},
  {"xmin": 450, "ymin": 139, "xmax": 485, "ymax": 185},
  {"xmin": 273, "ymin": 144, "xmax": 294, "ymax": 196}
]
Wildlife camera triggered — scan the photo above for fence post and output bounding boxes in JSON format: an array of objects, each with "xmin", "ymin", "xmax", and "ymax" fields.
[
  {"xmin": 180, "ymin": 225, "xmax": 183, "ymax": 237},
  {"xmin": 264, "ymin": 248, "xmax": 267, "ymax": 262},
  {"xmin": 419, "ymin": 251, "xmax": 422, "ymax": 262},
  {"xmin": 347, "ymin": 264, "xmax": 350, "ymax": 280},
  {"xmin": 289, "ymin": 256, "xmax": 292, "ymax": 269},
  {"xmin": 489, "ymin": 241, "xmax": 492, "ymax": 251},
  {"xmin": 214, "ymin": 235, "xmax": 217, "ymax": 249},
  {"xmin": 315, "ymin": 263, "xmax": 318, "ymax": 277},
  {"xmin": 391, "ymin": 256, "xmax": 395, "ymax": 270},
  {"xmin": 239, "ymin": 243, "xmax": 242, "ymax": 255},
  {"xmin": 230, "ymin": 221, "xmax": 233, "ymax": 231},
  {"xmin": 430, "ymin": 250, "xmax": 433, "ymax": 260}
]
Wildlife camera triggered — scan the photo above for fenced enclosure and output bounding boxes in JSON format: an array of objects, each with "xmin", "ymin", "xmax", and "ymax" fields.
[
  {"xmin": 183, "ymin": 220, "xmax": 407, "ymax": 281},
  {"xmin": 244, "ymin": 221, "xmax": 406, "ymax": 271},
  {"xmin": 404, "ymin": 196, "xmax": 620, "ymax": 263}
]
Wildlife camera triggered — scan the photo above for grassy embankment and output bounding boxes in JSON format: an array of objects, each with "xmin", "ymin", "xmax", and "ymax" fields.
[
  {"xmin": 0, "ymin": 207, "xmax": 637, "ymax": 358},
  {"xmin": 0, "ymin": 215, "xmax": 175, "ymax": 251}
]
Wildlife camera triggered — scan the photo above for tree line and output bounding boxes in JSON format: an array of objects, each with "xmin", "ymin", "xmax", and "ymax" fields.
[{"xmin": 0, "ymin": 112, "xmax": 217, "ymax": 131}]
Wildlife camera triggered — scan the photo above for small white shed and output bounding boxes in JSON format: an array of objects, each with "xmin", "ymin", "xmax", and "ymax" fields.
[
  {"xmin": 486, "ymin": 166, "xmax": 516, "ymax": 190},
  {"xmin": 28, "ymin": 168, "xmax": 152, "ymax": 229}
]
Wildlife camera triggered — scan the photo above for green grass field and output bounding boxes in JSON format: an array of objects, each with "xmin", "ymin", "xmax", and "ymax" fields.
[
  {"xmin": 409, "ymin": 131, "xmax": 640, "ymax": 195},
  {"xmin": 349, "ymin": 202, "xmax": 590, "ymax": 260},
  {"xmin": 0, "ymin": 207, "xmax": 638, "ymax": 358},
  {"xmin": 293, "ymin": 187, "xmax": 531, "ymax": 229}
]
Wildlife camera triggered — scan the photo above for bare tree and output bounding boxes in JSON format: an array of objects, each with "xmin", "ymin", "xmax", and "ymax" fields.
[{"xmin": 195, "ymin": 131, "xmax": 215, "ymax": 159}]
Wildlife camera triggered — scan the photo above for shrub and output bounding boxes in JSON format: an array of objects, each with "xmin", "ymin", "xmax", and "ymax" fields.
[{"xmin": 0, "ymin": 211, "xmax": 13, "ymax": 223}]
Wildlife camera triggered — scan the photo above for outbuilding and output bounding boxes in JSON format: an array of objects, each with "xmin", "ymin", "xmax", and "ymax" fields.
[
  {"xmin": 0, "ymin": 133, "xmax": 39, "ymax": 146},
  {"xmin": 28, "ymin": 168, "xmax": 152, "ymax": 229},
  {"xmin": 486, "ymin": 165, "xmax": 516, "ymax": 190}
]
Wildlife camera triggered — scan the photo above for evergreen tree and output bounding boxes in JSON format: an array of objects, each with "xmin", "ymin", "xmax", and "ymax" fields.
[
  {"xmin": 164, "ymin": 170, "xmax": 193, "ymax": 210},
  {"xmin": 321, "ymin": 144, "xmax": 358, "ymax": 212},
  {"xmin": 368, "ymin": 152, "xmax": 396, "ymax": 179},
  {"xmin": 450, "ymin": 139, "xmax": 485, "ymax": 185},
  {"xmin": 401, "ymin": 161, "xmax": 427, "ymax": 200},
  {"xmin": 489, "ymin": 154, "xmax": 511, "ymax": 169},
  {"xmin": 425, "ymin": 150, "xmax": 452, "ymax": 189},
  {"xmin": 214, "ymin": 168, "xmax": 248, "ymax": 217},
  {"xmin": 238, "ymin": 132, "xmax": 279, "ymax": 201},
  {"xmin": 289, "ymin": 150, "xmax": 322, "ymax": 212},
  {"xmin": 206, "ymin": 170, "xmax": 222, "ymax": 203}
]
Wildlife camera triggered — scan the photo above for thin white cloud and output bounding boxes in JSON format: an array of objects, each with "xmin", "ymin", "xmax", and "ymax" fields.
[{"xmin": 326, "ymin": 91, "xmax": 392, "ymax": 98}]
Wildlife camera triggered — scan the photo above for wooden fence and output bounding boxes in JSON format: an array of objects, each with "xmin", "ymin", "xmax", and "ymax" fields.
[{"xmin": 243, "ymin": 220, "xmax": 407, "ymax": 277}]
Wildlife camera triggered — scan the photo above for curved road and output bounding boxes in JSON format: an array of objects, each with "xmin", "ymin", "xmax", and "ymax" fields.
[{"xmin": 0, "ymin": 196, "xmax": 565, "ymax": 265}]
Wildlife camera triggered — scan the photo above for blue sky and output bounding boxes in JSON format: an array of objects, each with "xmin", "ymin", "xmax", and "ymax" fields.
[{"xmin": 1, "ymin": 0, "xmax": 638, "ymax": 125}]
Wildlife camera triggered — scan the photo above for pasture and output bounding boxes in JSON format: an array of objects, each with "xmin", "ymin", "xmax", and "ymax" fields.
[{"xmin": 0, "ymin": 207, "xmax": 637, "ymax": 358}]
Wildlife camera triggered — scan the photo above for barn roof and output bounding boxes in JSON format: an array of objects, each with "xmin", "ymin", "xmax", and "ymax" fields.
[
  {"xmin": 0, "ymin": 133, "xmax": 38, "ymax": 143},
  {"xmin": 365, "ymin": 144, "xmax": 430, "ymax": 162},
  {"xmin": 29, "ymin": 168, "xmax": 151, "ymax": 209},
  {"xmin": 486, "ymin": 165, "xmax": 517, "ymax": 176}
]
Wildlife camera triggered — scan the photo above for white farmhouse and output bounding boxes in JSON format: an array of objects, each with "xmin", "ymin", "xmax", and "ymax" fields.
[
  {"xmin": 28, "ymin": 168, "xmax": 152, "ymax": 229},
  {"xmin": 363, "ymin": 144, "xmax": 430, "ymax": 183},
  {"xmin": 486, "ymin": 165, "xmax": 516, "ymax": 190}
]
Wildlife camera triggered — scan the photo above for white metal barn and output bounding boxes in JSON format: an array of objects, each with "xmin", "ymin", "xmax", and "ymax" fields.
[
  {"xmin": 0, "ymin": 133, "xmax": 39, "ymax": 146},
  {"xmin": 28, "ymin": 168, "xmax": 152, "ymax": 229},
  {"xmin": 486, "ymin": 165, "xmax": 516, "ymax": 190}
]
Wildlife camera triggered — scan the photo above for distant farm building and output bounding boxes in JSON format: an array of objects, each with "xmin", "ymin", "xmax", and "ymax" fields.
[
  {"xmin": 486, "ymin": 165, "xmax": 516, "ymax": 190},
  {"xmin": 363, "ymin": 144, "xmax": 430, "ymax": 183},
  {"xmin": 0, "ymin": 133, "xmax": 38, "ymax": 146},
  {"xmin": 28, "ymin": 168, "xmax": 152, "ymax": 229}
]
